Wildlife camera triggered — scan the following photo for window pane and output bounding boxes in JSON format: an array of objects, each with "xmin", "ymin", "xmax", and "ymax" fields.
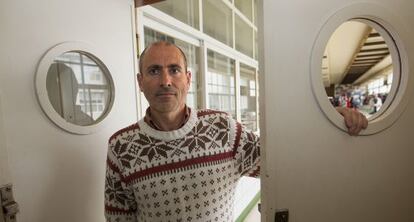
[
  {"xmin": 253, "ymin": 0, "xmax": 258, "ymax": 26},
  {"xmin": 203, "ymin": 0, "xmax": 233, "ymax": 47},
  {"xmin": 254, "ymin": 31, "xmax": 258, "ymax": 60},
  {"xmin": 240, "ymin": 63, "xmax": 257, "ymax": 131},
  {"xmin": 152, "ymin": 0, "xmax": 199, "ymax": 30},
  {"xmin": 387, "ymin": 73, "xmax": 393, "ymax": 84},
  {"xmin": 323, "ymin": 20, "xmax": 396, "ymax": 120},
  {"xmin": 82, "ymin": 56, "xmax": 108, "ymax": 86},
  {"xmin": 48, "ymin": 52, "xmax": 113, "ymax": 125},
  {"xmin": 207, "ymin": 49, "xmax": 236, "ymax": 118},
  {"xmin": 143, "ymin": 28, "xmax": 200, "ymax": 109},
  {"xmin": 235, "ymin": 14, "xmax": 254, "ymax": 57},
  {"xmin": 235, "ymin": 0, "xmax": 253, "ymax": 21}
]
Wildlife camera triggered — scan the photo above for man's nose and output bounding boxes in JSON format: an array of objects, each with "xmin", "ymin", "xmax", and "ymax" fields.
[{"xmin": 159, "ymin": 69, "xmax": 172, "ymax": 87}]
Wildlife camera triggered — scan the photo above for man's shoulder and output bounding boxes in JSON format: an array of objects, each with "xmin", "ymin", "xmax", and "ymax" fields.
[{"xmin": 108, "ymin": 122, "xmax": 140, "ymax": 144}]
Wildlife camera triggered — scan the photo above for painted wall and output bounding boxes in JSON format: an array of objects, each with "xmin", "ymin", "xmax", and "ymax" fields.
[{"xmin": 0, "ymin": 0, "xmax": 138, "ymax": 221}]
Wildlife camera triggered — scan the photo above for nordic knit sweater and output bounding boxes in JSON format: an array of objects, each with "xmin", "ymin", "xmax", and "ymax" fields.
[{"xmin": 105, "ymin": 109, "xmax": 260, "ymax": 222}]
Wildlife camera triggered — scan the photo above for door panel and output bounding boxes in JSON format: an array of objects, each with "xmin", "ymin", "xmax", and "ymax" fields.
[
  {"xmin": 0, "ymin": 0, "xmax": 138, "ymax": 221},
  {"xmin": 0, "ymin": 93, "xmax": 11, "ymax": 186},
  {"xmin": 259, "ymin": 1, "xmax": 414, "ymax": 221}
]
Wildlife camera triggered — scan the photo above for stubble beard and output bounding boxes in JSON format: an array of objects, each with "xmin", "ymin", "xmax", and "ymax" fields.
[{"xmin": 151, "ymin": 94, "xmax": 186, "ymax": 114}]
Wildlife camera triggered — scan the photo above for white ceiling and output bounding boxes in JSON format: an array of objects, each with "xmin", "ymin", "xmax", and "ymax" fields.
[{"xmin": 322, "ymin": 21, "xmax": 392, "ymax": 87}]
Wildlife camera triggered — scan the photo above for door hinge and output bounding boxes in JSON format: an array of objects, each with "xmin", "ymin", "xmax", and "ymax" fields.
[
  {"xmin": 275, "ymin": 209, "xmax": 289, "ymax": 222},
  {"xmin": 0, "ymin": 184, "xmax": 19, "ymax": 222}
]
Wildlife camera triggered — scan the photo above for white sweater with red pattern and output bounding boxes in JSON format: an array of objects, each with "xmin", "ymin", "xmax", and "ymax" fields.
[{"xmin": 105, "ymin": 109, "xmax": 260, "ymax": 222}]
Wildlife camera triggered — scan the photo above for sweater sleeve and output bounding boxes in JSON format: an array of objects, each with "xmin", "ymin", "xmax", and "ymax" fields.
[
  {"xmin": 233, "ymin": 121, "xmax": 260, "ymax": 178},
  {"xmin": 105, "ymin": 139, "xmax": 138, "ymax": 222}
]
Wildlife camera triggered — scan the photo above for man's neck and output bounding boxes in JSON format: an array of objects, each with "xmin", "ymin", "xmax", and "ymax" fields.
[{"xmin": 148, "ymin": 105, "xmax": 187, "ymax": 131}]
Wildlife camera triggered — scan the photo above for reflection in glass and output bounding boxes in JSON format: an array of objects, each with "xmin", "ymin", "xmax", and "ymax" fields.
[
  {"xmin": 207, "ymin": 49, "xmax": 236, "ymax": 118},
  {"xmin": 235, "ymin": 0, "xmax": 253, "ymax": 21},
  {"xmin": 240, "ymin": 64, "xmax": 257, "ymax": 131},
  {"xmin": 235, "ymin": 14, "xmax": 254, "ymax": 57},
  {"xmin": 144, "ymin": 27, "xmax": 200, "ymax": 109},
  {"xmin": 152, "ymin": 0, "xmax": 199, "ymax": 30},
  {"xmin": 253, "ymin": 0, "xmax": 258, "ymax": 26},
  {"xmin": 323, "ymin": 21, "xmax": 394, "ymax": 119},
  {"xmin": 46, "ymin": 52, "xmax": 112, "ymax": 126},
  {"xmin": 203, "ymin": 0, "xmax": 233, "ymax": 47}
]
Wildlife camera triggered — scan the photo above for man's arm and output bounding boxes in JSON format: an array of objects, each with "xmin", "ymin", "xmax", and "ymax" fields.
[
  {"xmin": 233, "ymin": 121, "xmax": 260, "ymax": 178},
  {"xmin": 105, "ymin": 141, "xmax": 138, "ymax": 222},
  {"xmin": 232, "ymin": 107, "xmax": 366, "ymax": 179},
  {"xmin": 336, "ymin": 107, "xmax": 368, "ymax": 136}
]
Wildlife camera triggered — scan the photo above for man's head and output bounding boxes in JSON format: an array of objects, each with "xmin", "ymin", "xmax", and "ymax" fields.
[
  {"xmin": 138, "ymin": 41, "xmax": 191, "ymax": 114},
  {"xmin": 139, "ymin": 41, "xmax": 188, "ymax": 74}
]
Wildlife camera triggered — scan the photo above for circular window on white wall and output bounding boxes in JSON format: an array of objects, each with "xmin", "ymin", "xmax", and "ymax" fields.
[
  {"xmin": 321, "ymin": 19, "xmax": 400, "ymax": 121},
  {"xmin": 311, "ymin": 3, "xmax": 413, "ymax": 135},
  {"xmin": 36, "ymin": 42, "xmax": 115, "ymax": 134}
]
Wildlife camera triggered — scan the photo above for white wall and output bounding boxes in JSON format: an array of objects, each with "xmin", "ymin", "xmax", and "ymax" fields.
[{"xmin": 0, "ymin": 0, "xmax": 138, "ymax": 221}]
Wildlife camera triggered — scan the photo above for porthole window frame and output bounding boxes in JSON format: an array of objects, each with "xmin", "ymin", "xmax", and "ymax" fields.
[
  {"xmin": 35, "ymin": 42, "xmax": 115, "ymax": 135},
  {"xmin": 310, "ymin": 3, "xmax": 413, "ymax": 135}
]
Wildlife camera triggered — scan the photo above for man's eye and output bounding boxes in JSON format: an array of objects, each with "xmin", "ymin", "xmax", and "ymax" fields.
[
  {"xmin": 170, "ymin": 68, "xmax": 181, "ymax": 74},
  {"xmin": 148, "ymin": 69, "xmax": 160, "ymax": 75}
]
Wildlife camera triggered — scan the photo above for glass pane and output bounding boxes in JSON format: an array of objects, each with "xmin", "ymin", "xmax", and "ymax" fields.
[
  {"xmin": 152, "ymin": 0, "xmax": 199, "ymax": 30},
  {"xmin": 207, "ymin": 49, "xmax": 236, "ymax": 118},
  {"xmin": 240, "ymin": 64, "xmax": 257, "ymax": 131},
  {"xmin": 203, "ymin": 0, "xmax": 233, "ymax": 47},
  {"xmin": 253, "ymin": 0, "xmax": 258, "ymax": 26},
  {"xmin": 235, "ymin": 14, "xmax": 254, "ymax": 57},
  {"xmin": 47, "ymin": 52, "xmax": 113, "ymax": 125},
  {"xmin": 235, "ymin": 0, "xmax": 253, "ymax": 21},
  {"xmin": 322, "ymin": 20, "xmax": 396, "ymax": 120},
  {"xmin": 143, "ymin": 27, "xmax": 200, "ymax": 109},
  {"xmin": 254, "ymin": 30, "xmax": 258, "ymax": 60}
]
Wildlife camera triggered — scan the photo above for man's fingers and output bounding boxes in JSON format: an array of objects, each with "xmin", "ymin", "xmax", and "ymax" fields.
[
  {"xmin": 348, "ymin": 110, "xmax": 358, "ymax": 135},
  {"xmin": 336, "ymin": 107, "xmax": 368, "ymax": 135},
  {"xmin": 362, "ymin": 113, "xmax": 368, "ymax": 129},
  {"xmin": 353, "ymin": 115, "xmax": 364, "ymax": 136},
  {"xmin": 343, "ymin": 109, "xmax": 353, "ymax": 129},
  {"xmin": 349, "ymin": 111, "xmax": 368, "ymax": 135}
]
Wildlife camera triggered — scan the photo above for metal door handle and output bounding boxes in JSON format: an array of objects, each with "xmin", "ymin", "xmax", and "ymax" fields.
[
  {"xmin": 275, "ymin": 209, "xmax": 289, "ymax": 222},
  {"xmin": 1, "ymin": 184, "xmax": 19, "ymax": 222}
]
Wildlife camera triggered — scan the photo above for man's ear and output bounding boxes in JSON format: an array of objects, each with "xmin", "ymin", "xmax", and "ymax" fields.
[
  {"xmin": 186, "ymin": 71, "xmax": 192, "ymax": 89},
  {"xmin": 137, "ymin": 73, "xmax": 143, "ymax": 91}
]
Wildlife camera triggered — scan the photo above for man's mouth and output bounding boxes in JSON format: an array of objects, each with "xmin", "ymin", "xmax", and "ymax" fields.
[{"xmin": 156, "ymin": 92, "xmax": 176, "ymax": 97}]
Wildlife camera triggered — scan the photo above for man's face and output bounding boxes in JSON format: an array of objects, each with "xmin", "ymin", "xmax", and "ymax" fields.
[{"xmin": 138, "ymin": 43, "xmax": 191, "ymax": 114}]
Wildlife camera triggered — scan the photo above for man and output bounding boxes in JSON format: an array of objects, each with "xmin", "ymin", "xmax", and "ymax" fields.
[{"xmin": 104, "ymin": 41, "xmax": 367, "ymax": 222}]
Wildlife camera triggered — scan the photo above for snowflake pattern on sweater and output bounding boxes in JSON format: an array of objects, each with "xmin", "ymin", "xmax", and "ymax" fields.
[{"xmin": 105, "ymin": 109, "xmax": 260, "ymax": 222}]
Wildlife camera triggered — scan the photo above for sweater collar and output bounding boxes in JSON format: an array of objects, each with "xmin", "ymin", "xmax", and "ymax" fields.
[{"xmin": 139, "ymin": 106, "xmax": 198, "ymax": 141}]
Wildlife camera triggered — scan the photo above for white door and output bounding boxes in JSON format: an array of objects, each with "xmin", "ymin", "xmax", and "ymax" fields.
[
  {"xmin": 0, "ymin": 93, "xmax": 11, "ymax": 186},
  {"xmin": 259, "ymin": 0, "xmax": 414, "ymax": 221},
  {"xmin": 0, "ymin": 0, "xmax": 139, "ymax": 221}
]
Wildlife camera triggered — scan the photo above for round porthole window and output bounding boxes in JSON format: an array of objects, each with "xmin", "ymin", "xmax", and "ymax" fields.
[
  {"xmin": 321, "ymin": 19, "xmax": 399, "ymax": 121},
  {"xmin": 36, "ymin": 42, "xmax": 115, "ymax": 134},
  {"xmin": 311, "ymin": 4, "xmax": 412, "ymax": 135}
]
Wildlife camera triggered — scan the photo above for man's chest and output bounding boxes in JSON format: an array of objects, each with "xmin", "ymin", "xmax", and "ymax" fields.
[{"xmin": 130, "ymin": 162, "xmax": 239, "ymax": 221}]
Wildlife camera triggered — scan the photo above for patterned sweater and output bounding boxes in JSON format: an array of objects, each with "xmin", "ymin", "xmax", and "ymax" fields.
[{"xmin": 105, "ymin": 109, "xmax": 260, "ymax": 222}]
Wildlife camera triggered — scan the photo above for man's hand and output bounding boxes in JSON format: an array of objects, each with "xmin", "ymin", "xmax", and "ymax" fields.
[{"xmin": 336, "ymin": 107, "xmax": 368, "ymax": 136}]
